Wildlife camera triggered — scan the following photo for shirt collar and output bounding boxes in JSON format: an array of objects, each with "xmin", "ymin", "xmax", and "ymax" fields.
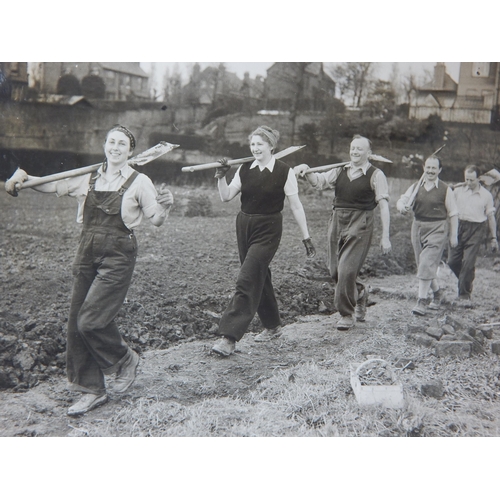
[
  {"xmin": 96, "ymin": 163, "xmax": 132, "ymax": 179},
  {"xmin": 250, "ymin": 156, "xmax": 275, "ymax": 172},
  {"xmin": 429, "ymin": 178, "xmax": 440, "ymax": 189},
  {"xmin": 465, "ymin": 184, "xmax": 481, "ymax": 194},
  {"xmin": 347, "ymin": 161, "xmax": 370, "ymax": 175}
]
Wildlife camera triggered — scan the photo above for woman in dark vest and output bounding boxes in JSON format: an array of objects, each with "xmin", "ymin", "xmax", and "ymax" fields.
[
  {"xmin": 212, "ymin": 125, "xmax": 315, "ymax": 356},
  {"xmin": 397, "ymin": 155, "xmax": 458, "ymax": 315},
  {"xmin": 8, "ymin": 125, "xmax": 174, "ymax": 415}
]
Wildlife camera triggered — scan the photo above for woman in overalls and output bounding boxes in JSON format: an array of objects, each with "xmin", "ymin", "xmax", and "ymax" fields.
[{"xmin": 13, "ymin": 125, "xmax": 173, "ymax": 415}]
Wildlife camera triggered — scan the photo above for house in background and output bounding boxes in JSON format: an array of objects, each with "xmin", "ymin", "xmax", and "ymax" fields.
[
  {"xmin": 28, "ymin": 62, "xmax": 150, "ymax": 101},
  {"xmin": 409, "ymin": 62, "xmax": 500, "ymax": 125},
  {"xmin": 181, "ymin": 63, "xmax": 264, "ymax": 107},
  {"xmin": 0, "ymin": 62, "xmax": 29, "ymax": 100},
  {"xmin": 263, "ymin": 62, "xmax": 336, "ymax": 112}
]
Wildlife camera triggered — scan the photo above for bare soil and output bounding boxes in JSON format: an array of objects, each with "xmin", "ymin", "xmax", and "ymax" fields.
[{"xmin": 1, "ymin": 183, "xmax": 500, "ymax": 437}]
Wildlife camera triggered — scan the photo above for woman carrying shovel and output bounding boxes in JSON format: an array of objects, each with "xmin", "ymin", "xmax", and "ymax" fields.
[
  {"xmin": 211, "ymin": 125, "xmax": 315, "ymax": 356},
  {"xmin": 5, "ymin": 125, "xmax": 174, "ymax": 415}
]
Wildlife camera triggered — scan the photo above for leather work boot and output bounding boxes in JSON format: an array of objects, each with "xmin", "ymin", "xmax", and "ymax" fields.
[
  {"xmin": 427, "ymin": 289, "xmax": 442, "ymax": 310},
  {"xmin": 254, "ymin": 326, "xmax": 282, "ymax": 342},
  {"xmin": 111, "ymin": 350, "xmax": 140, "ymax": 393},
  {"xmin": 67, "ymin": 393, "xmax": 108, "ymax": 416},
  {"xmin": 337, "ymin": 315, "xmax": 355, "ymax": 331},
  {"xmin": 212, "ymin": 337, "xmax": 236, "ymax": 356},
  {"xmin": 411, "ymin": 298, "xmax": 429, "ymax": 316},
  {"xmin": 355, "ymin": 288, "xmax": 368, "ymax": 322}
]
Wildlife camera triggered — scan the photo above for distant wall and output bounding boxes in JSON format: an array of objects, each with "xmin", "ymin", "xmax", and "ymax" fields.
[{"xmin": 0, "ymin": 101, "xmax": 174, "ymax": 154}]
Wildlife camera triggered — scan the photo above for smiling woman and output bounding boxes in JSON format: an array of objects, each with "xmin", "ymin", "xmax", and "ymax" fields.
[
  {"xmin": 5, "ymin": 124, "xmax": 175, "ymax": 416},
  {"xmin": 211, "ymin": 125, "xmax": 316, "ymax": 357}
]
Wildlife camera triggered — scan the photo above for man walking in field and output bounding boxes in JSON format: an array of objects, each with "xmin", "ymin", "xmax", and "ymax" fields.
[
  {"xmin": 294, "ymin": 135, "xmax": 392, "ymax": 331},
  {"xmin": 448, "ymin": 165, "xmax": 498, "ymax": 305}
]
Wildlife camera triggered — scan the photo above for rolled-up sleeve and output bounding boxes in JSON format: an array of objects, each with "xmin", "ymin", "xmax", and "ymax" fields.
[
  {"xmin": 445, "ymin": 187, "xmax": 459, "ymax": 217},
  {"xmin": 485, "ymin": 192, "xmax": 495, "ymax": 216},
  {"xmin": 137, "ymin": 177, "xmax": 163, "ymax": 219},
  {"xmin": 372, "ymin": 170, "xmax": 390, "ymax": 203},
  {"xmin": 397, "ymin": 183, "xmax": 415, "ymax": 211},
  {"xmin": 228, "ymin": 166, "xmax": 242, "ymax": 192},
  {"xmin": 311, "ymin": 168, "xmax": 340, "ymax": 190},
  {"xmin": 284, "ymin": 168, "xmax": 299, "ymax": 196}
]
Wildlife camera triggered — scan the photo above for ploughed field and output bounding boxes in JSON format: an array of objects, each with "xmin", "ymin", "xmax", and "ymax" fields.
[{"xmin": 1, "ymin": 182, "xmax": 500, "ymax": 437}]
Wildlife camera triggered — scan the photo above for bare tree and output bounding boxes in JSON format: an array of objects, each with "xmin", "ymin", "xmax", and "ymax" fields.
[
  {"xmin": 328, "ymin": 62, "xmax": 376, "ymax": 108},
  {"xmin": 147, "ymin": 63, "xmax": 159, "ymax": 101},
  {"xmin": 289, "ymin": 62, "xmax": 309, "ymax": 143},
  {"xmin": 401, "ymin": 69, "xmax": 419, "ymax": 104}
]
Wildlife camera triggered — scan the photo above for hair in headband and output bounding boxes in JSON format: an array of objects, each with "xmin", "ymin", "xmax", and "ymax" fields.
[
  {"xmin": 106, "ymin": 124, "xmax": 136, "ymax": 150},
  {"xmin": 249, "ymin": 125, "xmax": 280, "ymax": 150}
]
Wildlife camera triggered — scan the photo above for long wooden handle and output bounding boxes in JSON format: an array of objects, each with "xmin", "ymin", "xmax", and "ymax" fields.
[
  {"xmin": 181, "ymin": 145, "xmax": 306, "ymax": 172},
  {"xmin": 303, "ymin": 154, "xmax": 392, "ymax": 175},
  {"xmin": 406, "ymin": 173, "xmax": 426, "ymax": 207},
  {"xmin": 306, "ymin": 161, "xmax": 349, "ymax": 173},
  {"xmin": 181, "ymin": 156, "xmax": 254, "ymax": 173},
  {"xmin": 21, "ymin": 163, "xmax": 102, "ymax": 189},
  {"xmin": 18, "ymin": 141, "xmax": 179, "ymax": 190}
]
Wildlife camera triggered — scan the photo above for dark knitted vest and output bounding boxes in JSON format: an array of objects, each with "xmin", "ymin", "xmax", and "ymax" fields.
[
  {"xmin": 333, "ymin": 165, "xmax": 378, "ymax": 211},
  {"xmin": 239, "ymin": 159, "xmax": 290, "ymax": 214},
  {"xmin": 413, "ymin": 180, "xmax": 448, "ymax": 221}
]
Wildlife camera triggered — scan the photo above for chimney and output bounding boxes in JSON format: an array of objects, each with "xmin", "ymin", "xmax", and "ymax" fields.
[{"xmin": 434, "ymin": 63, "xmax": 446, "ymax": 89}]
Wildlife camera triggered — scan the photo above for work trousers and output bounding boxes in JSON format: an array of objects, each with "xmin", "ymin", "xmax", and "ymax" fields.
[
  {"xmin": 219, "ymin": 211, "xmax": 282, "ymax": 341},
  {"xmin": 447, "ymin": 220, "xmax": 486, "ymax": 298},
  {"xmin": 328, "ymin": 208, "xmax": 374, "ymax": 317},
  {"xmin": 411, "ymin": 219, "xmax": 448, "ymax": 281},
  {"xmin": 66, "ymin": 229, "xmax": 137, "ymax": 395}
]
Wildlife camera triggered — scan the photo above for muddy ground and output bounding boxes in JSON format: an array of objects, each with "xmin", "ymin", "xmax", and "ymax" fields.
[{"xmin": 1, "ymin": 182, "xmax": 500, "ymax": 437}]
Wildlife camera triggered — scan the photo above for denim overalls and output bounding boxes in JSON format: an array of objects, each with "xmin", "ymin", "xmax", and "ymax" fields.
[{"xmin": 66, "ymin": 170, "xmax": 139, "ymax": 395}]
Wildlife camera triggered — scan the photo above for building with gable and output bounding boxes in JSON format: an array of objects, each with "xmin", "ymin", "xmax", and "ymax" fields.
[
  {"xmin": 409, "ymin": 62, "xmax": 500, "ymax": 125},
  {"xmin": 263, "ymin": 62, "xmax": 336, "ymax": 112},
  {"xmin": 29, "ymin": 62, "xmax": 150, "ymax": 101}
]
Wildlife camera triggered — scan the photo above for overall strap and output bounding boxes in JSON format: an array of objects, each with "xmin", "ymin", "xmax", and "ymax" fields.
[{"xmin": 118, "ymin": 170, "xmax": 139, "ymax": 196}]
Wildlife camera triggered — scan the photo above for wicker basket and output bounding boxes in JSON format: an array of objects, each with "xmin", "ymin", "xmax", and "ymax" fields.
[{"xmin": 350, "ymin": 358, "xmax": 404, "ymax": 409}]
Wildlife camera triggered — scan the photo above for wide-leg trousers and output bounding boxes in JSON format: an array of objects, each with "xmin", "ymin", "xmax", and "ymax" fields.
[
  {"xmin": 218, "ymin": 211, "xmax": 282, "ymax": 341},
  {"xmin": 66, "ymin": 230, "xmax": 137, "ymax": 395},
  {"xmin": 328, "ymin": 208, "xmax": 374, "ymax": 317},
  {"xmin": 447, "ymin": 220, "xmax": 486, "ymax": 298},
  {"xmin": 411, "ymin": 219, "xmax": 448, "ymax": 281}
]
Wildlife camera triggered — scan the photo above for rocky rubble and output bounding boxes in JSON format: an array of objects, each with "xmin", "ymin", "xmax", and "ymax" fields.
[{"xmin": 405, "ymin": 313, "xmax": 498, "ymax": 358}]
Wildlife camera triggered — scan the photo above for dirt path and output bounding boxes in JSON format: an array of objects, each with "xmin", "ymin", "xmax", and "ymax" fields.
[{"xmin": 2, "ymin": 270, "xmax": 499, "ymax": 437}]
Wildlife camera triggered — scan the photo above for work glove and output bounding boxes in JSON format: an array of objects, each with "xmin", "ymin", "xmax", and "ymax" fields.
[
  {"xmin": 214, "ymin": 158, "xmax": 231, "ymax": 179},
  {"xmin": 302, "ymin": 237, "xmax": 316, "ymax": 258},
  {"xmin": 5, "ymin": 168, "xmax": 28, "ymax": 197}
]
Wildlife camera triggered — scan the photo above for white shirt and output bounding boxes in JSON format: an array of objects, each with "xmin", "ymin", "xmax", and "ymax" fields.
[
  {"xmin": 229, "ymin": 156, "xmax": 299, "ymax": 196},
  {"xmin": 54, "ymin": 164, "xmax": 164, "ymax": 229},
  {"xmin": 453, "ymin": 184, "xmax": 495, "ymax": 223}
]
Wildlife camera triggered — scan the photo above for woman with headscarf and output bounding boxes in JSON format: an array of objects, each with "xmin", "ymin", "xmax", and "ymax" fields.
[
  {"xmin": 7, "ymin": 125, "xmax": 174, "ymax": 415},
  {"xmin": 212, "ymin": 125, "xmax": 315, "ymax": 356}
]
